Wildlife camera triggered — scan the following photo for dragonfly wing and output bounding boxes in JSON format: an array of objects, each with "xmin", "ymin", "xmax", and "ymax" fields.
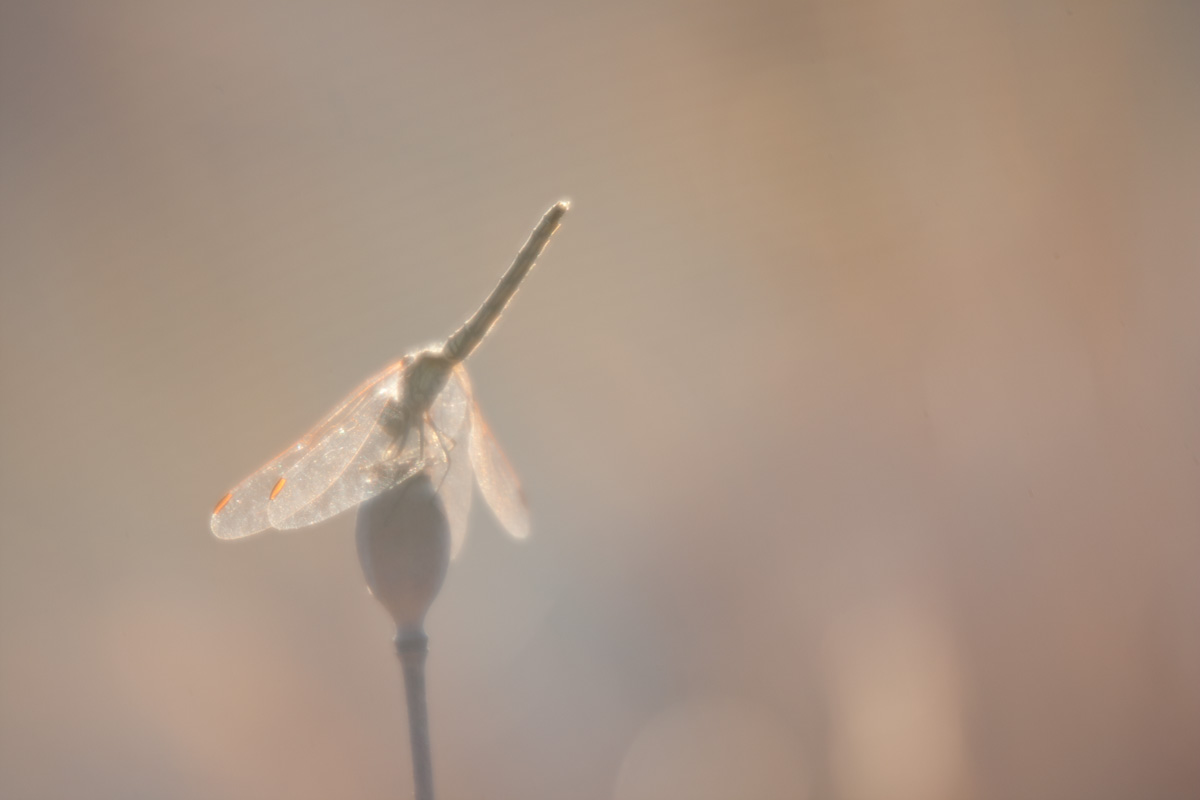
[
  {"xmin": 267, "ymin": 367, "xmax": 406, "ymax": 529},
  {"xmin": 469, "ymin": 399, "xmax": 530, "ymax": 540},
  {"xmin": 211, "ymin": 358, "xmax": 408, "ymax": 539},
  {"xmin": 432, "ymin": 364, "xmax": 472, "ymax": 440},
  {"xmin": 272, "ymin": 413, "xmax": 425, "ymax": 530},
  {"xmin": 431, "ymin": 366, "xmax": 475, "ymax": 557},
  {"xmin": 277, "ymin": 362, "xmax": 474, "ymax": 532},
  {"xmin": 210, "ymin": 441, "xmax": 313, "ymax": 539}
]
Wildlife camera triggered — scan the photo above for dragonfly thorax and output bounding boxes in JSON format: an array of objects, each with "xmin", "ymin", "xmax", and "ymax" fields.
[
  {"xmin": 400, "ymin": 348, "xmax": 454, "ymax": 417},
  {"xmin": 378, "ymin": 348, "xmax": 454, "ymax": 453}
]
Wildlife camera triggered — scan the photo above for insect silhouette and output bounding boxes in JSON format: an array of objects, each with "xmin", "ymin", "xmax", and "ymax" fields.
[{"xmin": 211, "ymin": 201, "xmax": 568, "ymax": 553}]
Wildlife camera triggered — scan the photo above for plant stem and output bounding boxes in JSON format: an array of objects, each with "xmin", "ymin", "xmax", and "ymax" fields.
[{"xmin": 396, "ymin": 630, "xmax": 435, "ymax": 800}]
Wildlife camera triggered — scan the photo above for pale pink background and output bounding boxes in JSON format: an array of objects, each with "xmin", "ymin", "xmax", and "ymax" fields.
[{"xmin": 2, "ymin": 3, "xmax": 1199, "ymax": 799}]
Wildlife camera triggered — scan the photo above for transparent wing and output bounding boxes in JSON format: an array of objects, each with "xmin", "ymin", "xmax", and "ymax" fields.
[
  {"xmin": 431, "ymin": 366, "xmax": 475, "ymax": 558},
  {"xmin": 274, "ymin": 362, "xmax": 474, "ymax": 533},
  {"xmin": 210, "ymin": 358, "xmax": 409, "ymax": 539},
  {"xmin": 271, "ymin": 410, "xmax": 423, "ymax": 530},
  {"xmin": 469, "ymin": 396, "xmax": 530, "ymax": 540},
  {"xmin": 266, "ymin": 366, "xmax": 409, "ymax": 529}
]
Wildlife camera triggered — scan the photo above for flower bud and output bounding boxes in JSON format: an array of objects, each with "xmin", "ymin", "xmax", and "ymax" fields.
[{"xmin": 356, "ymin": 473, "xmax": 451, "ymax": 638}]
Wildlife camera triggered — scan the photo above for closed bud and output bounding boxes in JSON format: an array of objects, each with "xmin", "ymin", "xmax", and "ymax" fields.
[{"xmin": 356, "ymin": 473, "xmax": 451, "ymax": 638}]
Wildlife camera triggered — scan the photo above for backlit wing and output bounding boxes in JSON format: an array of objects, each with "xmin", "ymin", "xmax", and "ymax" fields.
[
  {"xmin": 210, "ymin": 358, "xmax": 409, "ymax": 539},
  {"xmin": 272, "ymin": 362, "xmax": 477, "ymax": 532},
  {"xmin": 431, "ymin": 366, "xmax": 475, "ymax": 557},
  {"xmin": 469, "ymin": 394, "xmax": 530, "ymax": 540},
  {"xmin": 270, "ymin": 407, "xmax": 423, "ymax": 530}
]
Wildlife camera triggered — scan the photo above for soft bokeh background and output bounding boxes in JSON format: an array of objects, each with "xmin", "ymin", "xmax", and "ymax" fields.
[{"xmin": 2, "ymin": 2, "xmax": 1199, "ymax": 798}]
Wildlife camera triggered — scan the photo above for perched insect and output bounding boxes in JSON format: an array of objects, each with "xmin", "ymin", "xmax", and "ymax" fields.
[{"xmin": 211, "ymin": 201, "xmax": 568, "ymax": 552}]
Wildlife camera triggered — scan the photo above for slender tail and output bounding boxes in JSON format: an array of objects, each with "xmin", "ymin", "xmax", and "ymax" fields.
[{"xmin": 442, "ymin": 200, "xmax": 569, "ymax": 364}]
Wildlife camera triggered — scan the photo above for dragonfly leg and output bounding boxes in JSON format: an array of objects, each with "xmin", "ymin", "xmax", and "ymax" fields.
[
  {"xmin": 424, "ymin": 413, "xmax": 456, "ymax": 493},
  {"xmin": 425, "ymin": 414, "xmax": 456, "ymax": 456},
  {"xmin": 384, "ymin": 426, "xmax": 411, "ymax": 461}
]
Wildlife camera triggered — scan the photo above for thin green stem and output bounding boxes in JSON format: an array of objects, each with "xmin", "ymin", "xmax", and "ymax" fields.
[{"xmin": 396, "ymin": 630, "xmax": 434, "ymax": 800}]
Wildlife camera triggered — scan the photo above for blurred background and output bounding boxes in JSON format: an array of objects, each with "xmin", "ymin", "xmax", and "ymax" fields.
[{"xmin": 2, "ymin": 2, "xmax": 1199, "ymax": 798}]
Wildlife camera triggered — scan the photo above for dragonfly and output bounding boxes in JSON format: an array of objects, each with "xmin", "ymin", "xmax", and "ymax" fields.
[{"xmin": 211, "ymin": 201, "xmax": 568, "ymax": 554}]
